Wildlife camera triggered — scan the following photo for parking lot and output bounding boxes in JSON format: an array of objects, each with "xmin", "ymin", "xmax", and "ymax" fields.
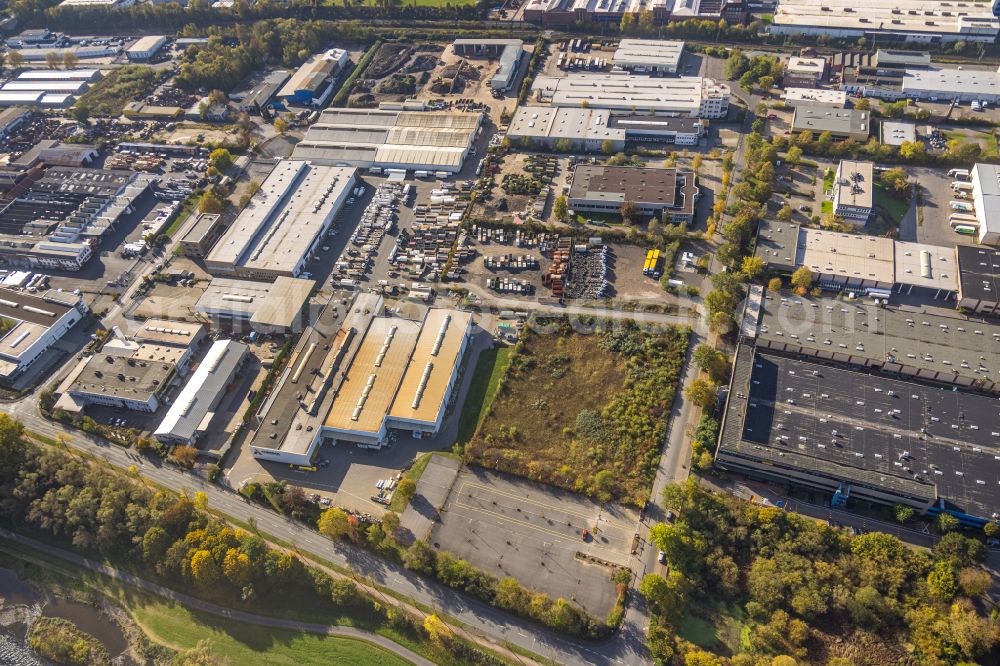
[
  {"xmin": 430, "ymin": 467, "xmax": 638, "ymax": 618},
  {"xmin": 907, "ymin": 165, "xmax": 964, "ymax": 247}
]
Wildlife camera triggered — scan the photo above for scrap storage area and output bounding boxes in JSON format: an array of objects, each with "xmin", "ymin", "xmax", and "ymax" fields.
[{"xmin": 543, "ymin": 236, "xmax": 611, "ymax": 300}]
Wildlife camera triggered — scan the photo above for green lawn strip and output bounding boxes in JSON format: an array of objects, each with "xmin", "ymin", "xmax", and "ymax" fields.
[
  {"xmin": 456, "ymin": 345, "xmax": 512, "ymax": 444},
  {"xmin": 389, "ymin": 452, "xmax": 443, "ymax": 512},
  {"xmin": 822, "ymin": 169, "xmax": 835, "ymax": 191},
  {"xmin": 821, "ymin": 200, "xmax": 832, "ymax": 215},
  {"xmin": 0, "ymin": 539, "xmax": 428, "ymax": 666},
  {"xmin": 131, "ymin": 601, "xmax": 413, "ymax": 666},
  {"xmin": 163, "ymin": 192, "xmax": 201, "ymax": 238}
]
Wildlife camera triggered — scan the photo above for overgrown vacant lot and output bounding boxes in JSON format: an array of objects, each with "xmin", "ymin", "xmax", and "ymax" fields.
[{"xmin": 465, "ymin": 318, "xmax": 689, "ymax": 505}]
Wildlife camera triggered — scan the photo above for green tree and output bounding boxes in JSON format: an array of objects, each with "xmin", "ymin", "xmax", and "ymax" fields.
[
  {"xmin": 553, "ymin": 195, "xmax": 568, "ymax": 221},
  {"xmin": 938, "ymin": 513, "xmax": 960, "ymax": 533},
  {"xmin": 620, "ymin": 200, "xmax": 637, "ymax": 223},
  {"xmin": 693, "ymin": 344, "xmax": 728, "ymax": 382},
  {"xmin": 785, "ymin": 145, "xmax": 802, "ymax": 166},
  {"xmin": 317, "ymin": 508, "xmax": 350, "ymax": 539},
  {"xmin": 709, "ymin": 312, "xmax": 735, "ymax": 336},
  {"xmin": 767, "ymin": 277, "xmax": 782, "ymax": 292},
  {"xmin": 189, "ymin": 550, "xmax": 221, "ymax": 587},
  {"xmin": 776, "ymin": 204, "xmax": 793, "ymax": 222},
  {"xmin": 927, "ymin": 560, "xmax": 957, "ymax": 601},
  {"xmin": 395, "ymin": 478, "xmax": 417, "ymax": 506},
  {"xmin": 553, "ymin": 138, "xmax": 574, "ymax": 153},
  {"xmin": 6, "ymin": 49, "xmax": 23, "ymax": 71},
  {"xmin": 208, "ymin": 148, "xmax": 233, "ymax": 172},
  {"xmin": 894, "ymin": 504, "xmax": 915, "ymax": 524},
  {"xmin": 198, "ymin": 190, "xmax": 225, "ymax": 215},
  {"xmin": 601, "ymin": 139, "xmax": 616, "ymax": 155},
  {"xmin": 685, "ymin": 379, "xmax": 718, "ymax": 410},
  {"xmin": 790, "ymin": 266, "xmax": 813, "ymax": 291},
  {"xmin": 898, "ymin": 140, "xmax": 925, "ymax": 161}
]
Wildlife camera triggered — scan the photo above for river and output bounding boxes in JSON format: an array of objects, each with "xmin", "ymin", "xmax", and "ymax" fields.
[{"xmin": 0, "ymin": 567, "xmax": 129, "ymax": 664}]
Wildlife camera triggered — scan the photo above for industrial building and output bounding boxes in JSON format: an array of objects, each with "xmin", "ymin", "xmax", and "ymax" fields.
[
  {"xmin": 530, "ymin": 74, "xmax": 731, "ymax": 118},
  {"xmin": 880, "ymin": 121, "xmax": 916, "ymax": 146},
  {"xmin": 792, "ymin": 107, "xmax": 870, "ymax": 141},
  {"xmin": 205, "ymin": 161, "xmax": 357, "ymax": 280},
  {"xmin": 126, "ymin": 35, "xmax": 168, "ymax": 61},
  {"xmin": 754, "ymin": 220, "xmax": 958, "ymax": 300},
  {"xmin": 0, "ymin": 288, "xmax": 87, "ymax": 384},
  {"xmin": 522, "ymin": 0, "xmax": 746, "ymax": 27},
  {"xmin": 153, "ymin": 339, "xmax": 249, "ymax": 446},
  {"xmin": 452, "ymin": 39, "xmax": 527, "ymax": 91},
  {"xmin": 610, "ymin": 40, "xmax": 685, "ymax": 75},
  {"xmin": 568, "ymin": 165, "xmax": 698, "ymax": 222},
  {"xmin": 956, "ymin": 245, "xmax": 1000, "ymax": 315},
  {"xmin": 0, "ymin": 107, "xmax": 30, "ymax": 138},
  {"xmin": 236, "ymin": 70, "xmax": 291, "ymax": 115},
  {"xmin": 506, "ymin": 106, "xmax": 704, "ymax": 152},
  {"xmin": 902, "ymin": 68, "xmax": 1000, "ymax": 103},
  {"xmin": 770, "ymin": 0, "xmax": 1000, "ymax": 43},
  {"xmin": 831, "ymin": 160, "xmax": 874, "ymax": 223},
  {"xmin": 195, "ymin": 276, "xmax": 315, "ymax": 334},
  {"xmin": 782, "ymin": 87, "xmax": 846, "ymax": 108},
  {"xmin": 970, "ymin": 163, "xmax": 1000, "ymax": 246},
  {"xmin": 291, "ymin": 109, "xmax": 483, "ymax": 174},
  {"xmin": 0, "ymin": 168, "xmax": 152, "ymax": 271},
  {"xmin": 58, "ymin": 0, "xmax": 137, "ymax": 7},
  {"xmin": 65, "ymin": 354, "xmax": 174, "ymax": 413},
  {"xmin": 250, "ymin": 293, "xmax": 473, "ymax": 465},
  {"xmin": 716, "ymin": 338, "xmax": 1000, "ymax": 527},
  {"xmin": 10, "ymin": 140, "xmax": 98, "ymax": 168},
  {"xmin": 0, "ymin": 92, "xmax": 76, "ymax": 108},
  {"xmin": 784, "ymin": 56, "xmax": 826, "ymax": 88},
  {"xmin": 16, "ymin": 69, "xmax": 102, "ymax": 82},
  {"xmin": 277, "ymin": 48, "xmax": 350, "ymax": 106},
  {"xmin": 179, "ymin": 213, "xmax": 227, "ymax": 258}
]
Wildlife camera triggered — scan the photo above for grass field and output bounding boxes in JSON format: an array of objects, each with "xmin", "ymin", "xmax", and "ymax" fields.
[
  {"xmin": 945, "ymin": 128, "xmax": 1000, "ymax": 160},
  {"xmin": 456, "ymin": 345, "xmax": 512, "ymax": 444},
  {"xmin": 465, "ymin": 319, "xmax": 688, "ymax": 504},
  {"xmin": 132, "ymin": 601, "xmax": 413, "ymax": 666},
  {"xmin": 874, "ymin": 183, "xmax": 911, "ymax": 224}
]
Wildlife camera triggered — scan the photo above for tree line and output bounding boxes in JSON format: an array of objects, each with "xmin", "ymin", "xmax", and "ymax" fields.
[
  {"xmin": 0, "ymin": 414, "xmax": 511, "ymax": 666},
  {"xmin": 640, "ymin": 480, "xmax": 999, "ymax": 665}
]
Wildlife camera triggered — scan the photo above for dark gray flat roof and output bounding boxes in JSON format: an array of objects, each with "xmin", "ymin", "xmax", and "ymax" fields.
[
  {"xmin": 957, "ymin": 244, "xmax": 1000, "ymax": 304},
  {"xmin": 757, "ymin": 294, "xmax": 1000, "ymax": 393},
  {"xmin": 722, "ymin": 347, "xmax": 1000, "ymax": 520}
]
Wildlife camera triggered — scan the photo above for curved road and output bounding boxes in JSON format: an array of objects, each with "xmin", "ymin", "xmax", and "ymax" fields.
[{"xmin": 0, "ymin": 528, "xmax": 435, "ymax": 666}]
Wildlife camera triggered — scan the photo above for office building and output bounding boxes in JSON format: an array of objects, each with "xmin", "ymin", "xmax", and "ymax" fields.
[
  {"xmin": 784, "ymin": 56, "xmax": 826, "ymax": 88},
  {"xmin": 782, "ymin": 87, "xmax": 847, "ymax": 108},
  {"xmin": 610, "ymin": 40, "xmax": 685, "ymax": 75},
  {"xmin": 971, "ymin": 163, "xmax": 1000, "ymax": 246},
  {"xmin": 568, "ymin": 165, "xmax": 698, "ymax": 222},
  {"xmin": 832, "ymin": 160, "xmax": 874, "ymax": 223},
  {"xmin": 452, "ymin": 39, "xmax": 527, "ymax": 91},
  {"xmin": 153, "ymin": 339, "xmax": 249, "ymax": 446},
  {"xmin": 277, "ymin": 48, "xmax": 350, "ymax": 106},
  {"xmin": 179, "ymin": 213, "xmax": 227, "ymax": 258},
  {"xmin": 770, "ymin": 0, "xmax": 1000, "ymax": 43},
  {"xmin": 0, "ymin": 288, "xmax": 87, "ymax": 384},
  {"xmin": 531, "ymin": 73, "xmax": 731, "ymax": 118},
  {"xmin": 205, "ymin": 161, "xmax": 357, "ymax": 280},
  {"xmin": 792, "ymin": 107, "xmax": 870, "ymax": 141},
  {"xmin": 291, "ymin": 109, "xmax": 483, "ymax": 174}
]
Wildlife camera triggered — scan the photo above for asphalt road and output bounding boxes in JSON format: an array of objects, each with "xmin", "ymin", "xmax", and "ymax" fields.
[{"xmin": 0, "ymin": 529, "xmax": 437, "ymax": 666}]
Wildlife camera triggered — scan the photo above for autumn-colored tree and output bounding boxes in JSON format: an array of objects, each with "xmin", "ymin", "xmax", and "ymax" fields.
[
  {"xmin": 222, "ymin": 548, "xmax": 253, "ymax": 587},
  {"xmin": 190, "ymin": 549, "xmax": 221, "ymax": 587},
  {"xmin": 423, "ymin": 614, "xmax": 453, "ymax": 646}
]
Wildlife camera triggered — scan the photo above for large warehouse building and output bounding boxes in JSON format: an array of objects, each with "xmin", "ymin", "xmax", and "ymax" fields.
[
  {"xmin": 452, "ymin": 39, "xmax": 527, "ymax": 91},
  {"xmin": 717, "ymin": 337, "xmax": 1000, "ymax": 526},
  {"xmin": 291, "ymin": 109, "xmax": 483, "ymax": 174},
  {"xmin": 250, "ymin": 293, "xmax": 473, "ymax": 465},
  {"xmin": 153, "ymin": 339, "xmax": 249, "ymax": 447},
  {"xmin": 277, "ymin": 48, "xmax": 350, "ymax": 106},
  {"xmin": 769, "ymin": 0, "xmax": 1000, "ymax": 42},
  {"xmin": 610, "ymin": 40, "xmax": 685, "ymax": 75},
  {"xmin": 568, "ymin": 165, "xmax": 698, "ymax": 223},
  {"xmin": 0, "ymin": 288, "xmax": 87, "ymax": 385},
  {"xmin": 195, "ymin": 276, "xmax": 315, "ymax": 334},
  {"xmin": 754, "ymin": 220, "xmax": 959, "ymax": 300},
  {"xmin": 530, "ymin": 74, "xmax": 730, "ymax": 118},
  {"xmin": 506, "ymin": 106, "xmax": 705, "ymax": 152},
  {"xmin": 902, "ymin": 68, "xmax": 1000, "ymax": 104},
  {"xmin": 969, "ymin": 163, "xmax": 1000, "ymax": 246},
  {"xmin": 205, "ymin": 161, "xmax": 357, "ymax": 280}
]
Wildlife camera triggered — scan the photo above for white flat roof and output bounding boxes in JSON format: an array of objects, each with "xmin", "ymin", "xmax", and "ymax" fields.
[
  {"xmin": 835, "ymin": 159, "xmax": 874, "ymax": 210},
  {"xmin": 2, "ymin": 81, "xmax": 87, "ymax": 93},
  {"xmin": 972, "ymin": 163, "xmax": 1000, "ymax": 236},
  {"xmin": 773, "ymin": 0, "xmax": 1000, "ymax": 36},
  {"xmin": 17, "ymin": 69, "xmax": 99, "ymax": 80},
  {"xmin": 153, "ymin": 340, "xmax": 247, "ymax": 442},
  {"xmin": 611, "ymin": 40, "xmax": 685, "ymax": 68},
  {"xmin": 881, "ymin": 121, "xmax": 916, "ymax": 146},
  {"xmin": 783, "ymin": 87, "xmax": 847, "ymax": 106},
  {"xmin": 507, "ymin": 106, "xmax": 626, "ymax": 142},
  {"xmin": 903, "ymin": 68, "xmax": 1000, "ymax": 97},
  {"xmin": 205, "ymin": 161, "xmax": 356, "ymax": 274},
  {"xmin": 787, "ymin": 56, "xmax": 825, "ymax": 74},
  {"xmin": 893, "ymin": 241, "xmax": 958, "ymax": 292},
  {"xmin": 531, "ymin": 73, "xmax": 729, "ymax": 113}
]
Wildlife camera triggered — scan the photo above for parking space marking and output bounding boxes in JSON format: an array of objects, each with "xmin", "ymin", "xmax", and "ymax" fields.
[
  {"xmin": 452, "ymin": 498, "xmax": 586, "ymax": 543},
  {"xmin": 457, "ymin": 480, "xmax": 633, "ymax": 530}
]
